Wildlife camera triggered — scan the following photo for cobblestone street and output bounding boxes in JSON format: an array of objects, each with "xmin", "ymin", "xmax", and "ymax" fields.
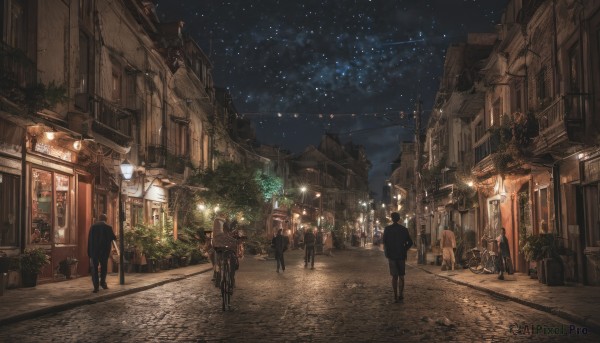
[{"xmin": 1, "ymin": 247, "xmax": 597, "ymax": 342}]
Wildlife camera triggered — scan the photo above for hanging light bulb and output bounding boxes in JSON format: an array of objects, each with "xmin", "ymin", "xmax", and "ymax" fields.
[{"xmin": 73, "ymin": 140, "xmax": 82, "ymax": 151}]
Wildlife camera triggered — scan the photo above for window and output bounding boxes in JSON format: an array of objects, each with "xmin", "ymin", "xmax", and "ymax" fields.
[
  {"xmin": 535, "ymin": 188, "xmax": 549, "ymax": 234},
  {"xmin": 0, "ymin": 172, "xmax": 19, "ymax": 247},
  {"xmin": 78, "ymin": 32, "xmax": 90, "ymax": 94},
  {"xmin": 78, "ymin": 0, "xmax": 92, "ymax": 28},
  {"xmin": 535, "ymin": 66, "xmax": 548, "ymax": 105},
  {"xmin": 130, "ymin": 198, "xmax": 143, "ymax": 228},
  {"xmin": 512, "ymin": 80, "xmax": 523, "ymax": 113},
  {"xmin": 568, "ymin": 43, "xmax": 581, "ymax": 93},
  {"xmin": 124, "ymin": 71, "xmax": 137, "ymax": 110},
  {"xmin": 475, "ymin": 121, "xmax": 484, "ymax": 142},
  {"xmin": 112, "ymin": 67, "xmax": 122, "ymax": 103},
  {"xmin": 1, "ymin": 0, "xmax": 26, "ymax": 50},
  {"xmin": 491, "ymin": 98, "xmax": 502, "ymax": 126},
  {"xmin": 31, "ymin": 169, "xmax": 73, "ymax": 244}
]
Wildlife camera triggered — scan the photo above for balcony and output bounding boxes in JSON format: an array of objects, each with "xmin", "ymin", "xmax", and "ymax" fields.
[
  {"xmin": 473, "ymin": 132, "xmax": 500, "ymax": 165},
  {"xmin": 90, "ymin": 96, "xmax": 134, "ymax": 148},
  {"xmin": 146, "ymin": 145, "xmax": 167, "ymax": 167},
  {"xmin": 0, "ymin": 42, "xmax": 37, "ymax": 114},
  {"xmin": 0, "ymin": 41, "xmax": 37, "ymax": 90},
  {"xmin": 533, "ymin": 94, "xmax": 586, "ymax": 155}
]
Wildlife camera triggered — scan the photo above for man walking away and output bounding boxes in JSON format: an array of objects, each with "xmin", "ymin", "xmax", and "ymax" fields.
[
  {"xmin": 440, "ymin": 226, "xmax": 456, "ymax": 271},
  {"xmin": 88, "ymin": 214, "xmax": 117, "ymax": 293},
  {"xmin": 271, "ymin": 229, "xmax": 289, "ymax": 273},
  {"xmin": 304, "ymin": 228, "xmax": 316, "ymax": 269},
  {"xmin": 383, "ymin": 212, "xmax": 413, "ymax": 303}
]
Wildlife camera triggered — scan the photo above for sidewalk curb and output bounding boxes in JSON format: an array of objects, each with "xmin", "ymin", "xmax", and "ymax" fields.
[
  {"xmin": 409, "ymin": 263, "xmax": 600, "ymax": 333},
  {"xmin": 0, "ymin": 267, "xmax": 213, "ymax": 327}
]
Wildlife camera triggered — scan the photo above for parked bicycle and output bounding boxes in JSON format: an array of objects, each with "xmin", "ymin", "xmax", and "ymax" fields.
[{"xmin": 467, "ymin": 236, "xmax": 498, "ymax": 274}]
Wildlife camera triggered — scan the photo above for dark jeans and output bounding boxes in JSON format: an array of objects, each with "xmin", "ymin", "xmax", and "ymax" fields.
[
  {"xmin": 304, "ymin": 246, "xmax": 315, "ymax": 267},
  {"xmin": 498, "ymin": 255, "xmax": 511, "ymax": 275},
  {"xmin": 275, "ymin": 251, "xmax": 285, "ymax": 271},
  {"xmin": 90, "ymin": 256, "xmax": 108, "ymax": 289}
]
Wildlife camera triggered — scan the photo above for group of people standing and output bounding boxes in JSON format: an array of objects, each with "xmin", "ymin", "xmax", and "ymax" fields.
[
  {"xmin": 271, "ymin": 227, "xmax": 334, "ymax": 272},
  {"xmin": 439, "ymin": 225, "xmax": 511, "ymax": 280}
]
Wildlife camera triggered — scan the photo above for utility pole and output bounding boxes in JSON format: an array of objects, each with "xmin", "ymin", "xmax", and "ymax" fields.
[{"xmin": 414, "ymin": 99, "xmax": 423, "ymax": 264}]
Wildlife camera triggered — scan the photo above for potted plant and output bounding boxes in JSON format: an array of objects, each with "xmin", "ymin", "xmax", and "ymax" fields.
[
  {"xmin": 58, "ymin": 257, "xmax": 78, "ymax": 279},
  {"xmin": 20, "ymin": 247, "xmax": 50, "ymax": 287},
  {"xmin": 521, "ymin": 233, "xmax": 563, "ymax": 285}
]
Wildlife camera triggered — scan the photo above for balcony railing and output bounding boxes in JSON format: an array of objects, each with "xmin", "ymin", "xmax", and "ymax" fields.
[
  {"xmin": 146, "ymin": 145, "xmax": 167, "ymax": 167},
  {"xmin": 90, "ymin": 96, "xmax": 133, "ymax": 147},
  {"xmin": 0, "ymin": 41, "xmax": 37, "ymax": 89},
  {"xmin": 92, "ymin": 96, "xmax": 134, "ymax": 133},
  {"xmin": 474, "ymin": 132, "xmax": 500, "ymax": 164},
  {"xmin": 537, "ymin": 94, "xmax": 586, "ymax": 132}
]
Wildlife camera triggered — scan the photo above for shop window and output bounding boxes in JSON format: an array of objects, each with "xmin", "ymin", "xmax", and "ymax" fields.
[
  {"xmin": 31, "ymin": 169, "xmax": 73, "ymax": 244},
  {"xmin": 130, "ymin": 198, "xmax": 143, "ymax": 228},
  {"xmin": 54, "ymin": 174, "xmax": 69, "ymax": 243},
  {"xmin": 0, "ymin": 172, "xmax": 19, "ymax": 247}
]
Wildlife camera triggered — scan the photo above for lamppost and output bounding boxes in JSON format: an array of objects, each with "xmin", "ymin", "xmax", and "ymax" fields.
[{"xmin": 118, "ymin": 159, "xmax": 134, "ymax": 285}]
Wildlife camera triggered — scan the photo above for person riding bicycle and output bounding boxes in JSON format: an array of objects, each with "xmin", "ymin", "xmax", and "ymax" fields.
[{"xmin": 211, "ymin": 216, "xmax": 240, "ymax": 276}]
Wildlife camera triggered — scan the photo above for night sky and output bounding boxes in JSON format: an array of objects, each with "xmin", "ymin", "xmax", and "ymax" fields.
[{"xmin": 157, "ymin": 0, "xmax": 507, "ymax": 200}]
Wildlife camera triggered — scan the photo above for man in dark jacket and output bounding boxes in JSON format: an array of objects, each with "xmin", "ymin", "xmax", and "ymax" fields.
[
  {"xmin": 88, "ymin": 214, "xmax": 116, "ymax": 293},
  {"xmin": 497, "ymin": 227, "xmax": 511, "ymax": 280},
  {"xmin": 271, "ymin": 229, "xmax": 289, "ymax": 273},
  {"xmin": 304, "ymin": 228, "xmax": 316, "ymax": 269},
  {"xmin": 383, "ymin": 212, "xmax": 413, "ymax": 303}
]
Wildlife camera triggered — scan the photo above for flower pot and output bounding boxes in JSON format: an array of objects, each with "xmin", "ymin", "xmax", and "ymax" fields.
[
  {"xmin": 544, "ymin": 257, "xmax": 564, "ymax": 286},
  {"xmin": 538, "ymin": 259, "xmax": 546, "ymax": 284},
  {"xmin": 21, "ymin": 272, "xmax": 38, "ymax": 288}
]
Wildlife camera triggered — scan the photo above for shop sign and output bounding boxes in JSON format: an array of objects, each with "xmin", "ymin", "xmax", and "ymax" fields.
[
  {"xmin": 583, "ymin": 158, "xmax": 600, "ymax": 183},
  {"xmin": 34, "ymin": 142, "xmax": 73, "ymax": 162},
  {"xmin": 27, "ymin": 155, "xmax": 73, "ymax": 174}
]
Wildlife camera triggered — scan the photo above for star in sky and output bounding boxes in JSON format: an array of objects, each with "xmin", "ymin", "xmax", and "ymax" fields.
[{"xmin": 157, "ymin": 0, "xmax": 507, "ymax": 199}]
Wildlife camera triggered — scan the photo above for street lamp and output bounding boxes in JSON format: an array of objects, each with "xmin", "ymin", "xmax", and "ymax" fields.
[
  {"xmin": 300, "ymin": 186, "xmax": 307, "ymax": 203},
  {"xmin": 118, "ymin": 158, "xmax": 134, "ymax": 285}
]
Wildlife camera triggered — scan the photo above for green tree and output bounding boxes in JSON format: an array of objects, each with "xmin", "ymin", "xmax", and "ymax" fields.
[
  {"xmin": 191, "ymin": 161, "xmax": 263, "ymax": 222},
  {"xmin": 254, "ymin": 171, "xmax": 283, "ymax": 200}
]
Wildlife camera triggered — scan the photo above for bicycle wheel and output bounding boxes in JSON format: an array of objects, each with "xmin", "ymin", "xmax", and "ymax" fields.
[
  {"xmin": 468, "ymin": 256, "xmax": 484, "ymax": 274},
  {"xmin": 221, "ymin": 259, "xmax": 231, "ymax": 311},
  {"xmin": 213, "ymin": 253, "xmax": 222, "ymax": 288}
]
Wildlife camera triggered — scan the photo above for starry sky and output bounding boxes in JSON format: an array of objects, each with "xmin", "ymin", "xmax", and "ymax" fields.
[{"xmin": 157, "ymin": 0, "xmax": 507, "ymax": 200}]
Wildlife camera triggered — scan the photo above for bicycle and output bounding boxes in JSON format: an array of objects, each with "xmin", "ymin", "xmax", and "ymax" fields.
[
  {"xmin": 213, "ymin": 246, "xmax": 238, "ymax": 311},
  {"xmin": 467, "ymin": 236, "xmax": 498, "ymax": 274}
]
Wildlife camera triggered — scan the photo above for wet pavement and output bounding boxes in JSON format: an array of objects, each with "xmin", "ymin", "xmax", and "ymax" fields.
[{"xmin": 0, "ymin": 245, "xmax": 598, "ymax": 342}]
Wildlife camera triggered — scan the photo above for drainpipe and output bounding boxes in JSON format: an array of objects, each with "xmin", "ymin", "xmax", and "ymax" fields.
[
  {"xmin": 20, "ymin": 130, "xmax": 27, "ymax": 253},
  {"xmin": 552, "ymin": 163, "xmax": 562, "ymax": 238}
]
